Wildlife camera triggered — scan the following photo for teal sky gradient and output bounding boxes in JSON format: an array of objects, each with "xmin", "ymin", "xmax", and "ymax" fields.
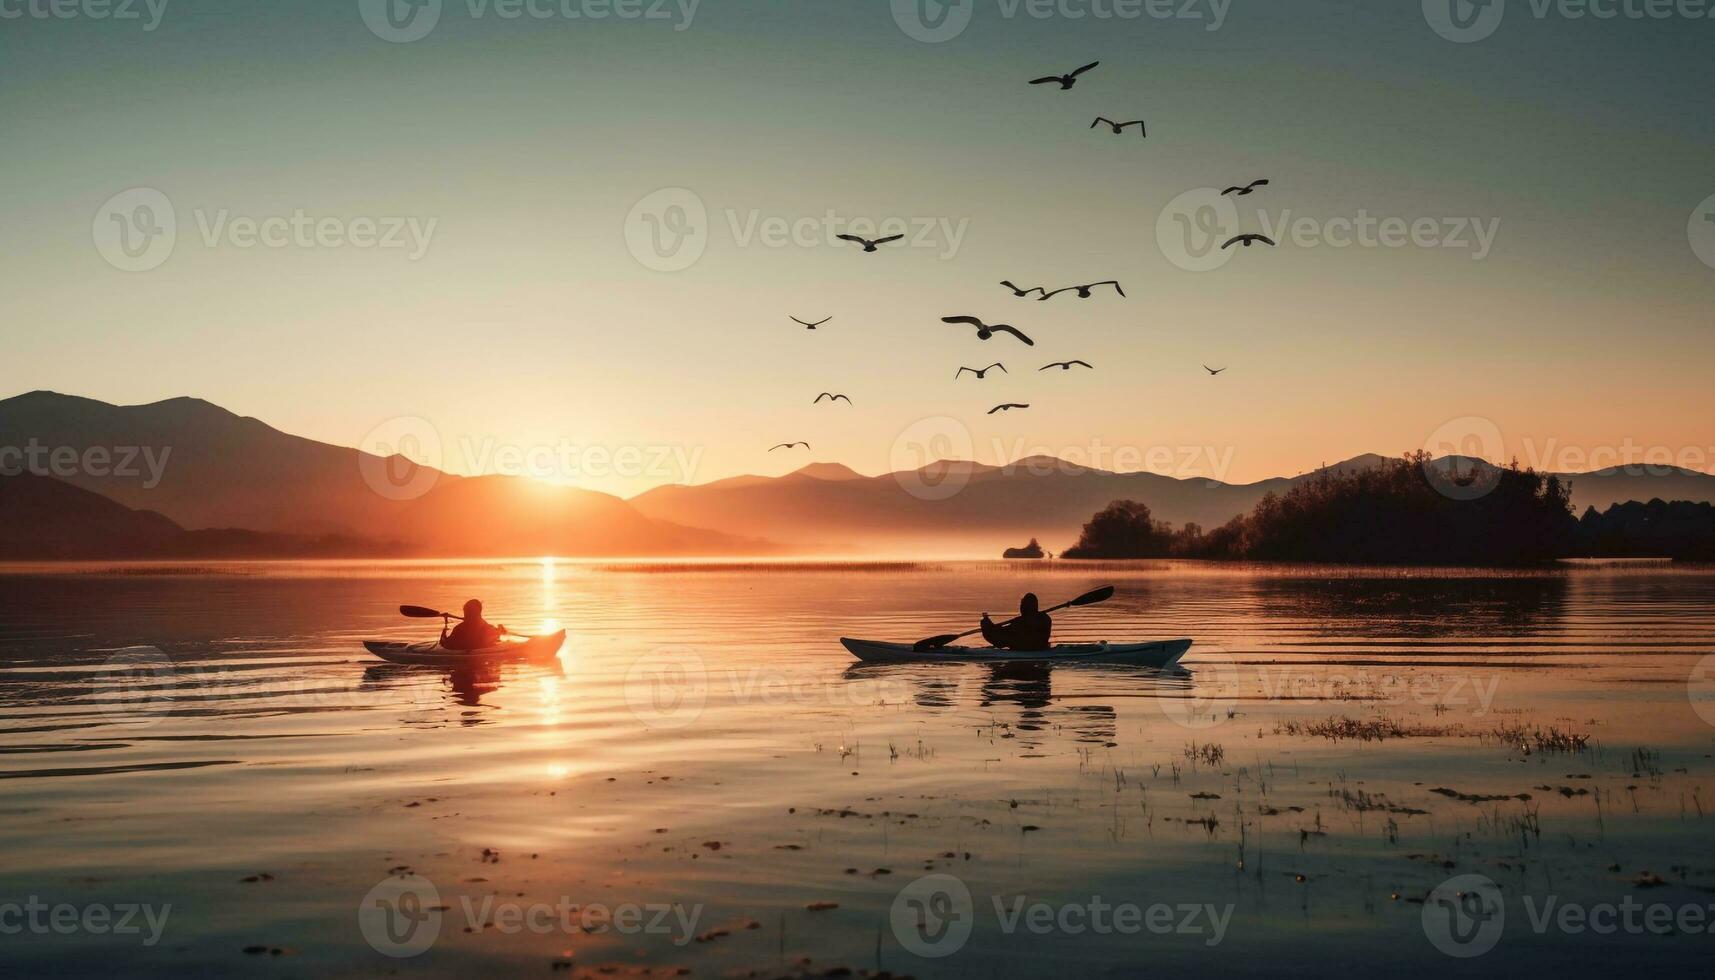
[{"xmin": 3, "ymin": 0, "xmax": 1713, "ymax": 495}]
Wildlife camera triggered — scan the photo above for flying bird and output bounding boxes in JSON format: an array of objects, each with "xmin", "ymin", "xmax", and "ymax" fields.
[
  {"xmin": 1030, "ymin": 61, "xmax": 1099, "ymax": 90},
  {"xmin": 1000, "ymin": 280, "xmax": 1047, "ymax": 298},
  {"xmin": 1040, "ymin": 360, "xmax": 1093, "ymax": 372},
  {"xmin": 769, "ymin": 442, "xmax": 811, "ymax": 452},
  {"xmin": 1222, "ymin": 234, "xmax": 1276, "ymax": 249},
  {"xmin": 791, "ymin": 316, "xmax": 832, "ymax": 330},
  {"xmin": 1040, "ymin": 281, "xmax": 1125, "ymax": 301},
  {"xmin": 1090, "ymin": 117, "xmax": 1146, "ymax": 136},
  {"xmin": 1203, "ymin": 365, "xmax": 1227, "ymax": 376},
  {"xmin": 836, "ymin": 233, "xmax": 903, "ymax": 252},
  {"xmin": 941, "ymin": 316, "xmax": 1035, "ymax": 346},
  {"xmin": 813, "ymin": 393, "xmax": 851, "ymax": 404},
  {"xmin": 1222, "ymin": 179, "xmax": 1270, "ymax": 196},
  {"xmin": 988, "ymin": 404, "xmax": 1031, "ymax": 415},
  {"xmin": 955, "ymin": 363, "xmax": 1007, "ymax": 380}
]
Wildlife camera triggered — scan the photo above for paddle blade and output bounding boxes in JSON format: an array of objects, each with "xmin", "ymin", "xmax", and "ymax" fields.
[
  {"xmin": 399, "ymin": 605, "xmax": 446, "ymax": 619},
  {"xmin": 912, "ymin": 634, "xmax": 960, "ymax": 653},
  {"xmin": 1068, "ymin": 586, "xmax": 1116, "ymax": 607}
]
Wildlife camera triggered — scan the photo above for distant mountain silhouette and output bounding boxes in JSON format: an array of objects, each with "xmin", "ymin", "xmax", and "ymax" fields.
[
  {"xmin": 0, "ymin": 391, "xmax": 758, "ymax": 557},
  {"xmin": 0, "ymin": 473, "xmax": 384, "ymax": 559},
  {"xmin": 0, "ymin": 390, "xmax": 439, "ymax": 535},
  {"xmin": 391, "ymin": 475, "xmax": 760, "ymax": 556},
  {"xmin": 631, "ymin": 452, "xmax": 1715, "ymax": 555},
  {"xmin": 0, "ymin": 473, "xmax": 182, "ymax": 558},
  {"xmin": 7, "ymin": 391, "xmax": 1712, "ymax": 559}
]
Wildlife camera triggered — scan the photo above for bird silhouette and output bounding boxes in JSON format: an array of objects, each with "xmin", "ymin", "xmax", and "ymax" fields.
[
  {"xmin": 1222, "ymin": 234, "xmax": 1276, "ymax": 249},
  {"xmin": 955, "ymin": 363, "xmax": 1008, "ymax": 380},
  {"xmin": 1090, "ymin": 117, "xmax": 1146, "ymax": 136},
  {"xmin": 1000, "ymin": 280, "xmax": 1047, "ymax": 298},
  {"xmin": 941, "ymin": 316, "xmax": 1035, "ymax": 346},
  {"xmin": 1222, "ymin": 179, "xmax": 1270, "ymax": 196},
  {"xmin": 1030, "ymin": 61, "xmax": 1099, "ymax": 90},
  {"xmin": 1040, "ymin": 360, "xmax": 1094, "ymax": 372},
  {"xmin": 1040, "ymin": 281, "xmax": 1125, "ymax": 301},
  {"xmin": 836, "ymin": 233, "xmax": 903, "ymax": 252},
  {"xmin": 813, "ymin": 393, "xmax": 852, "ymax": 404},
  {"xmin": 791, "ymin": 316, "xmax": 832, "ymax": 330},
  {"xmin": 769, "ymin": 442, "xmax": 812, "ymax": 452},
  {"xmin": 1203, "ymin": 365, "xmax": 1227, "ymax": 376},
  {"xmin": 988, "ymin": 404, "xmax": 1031, "ymax": 415}
]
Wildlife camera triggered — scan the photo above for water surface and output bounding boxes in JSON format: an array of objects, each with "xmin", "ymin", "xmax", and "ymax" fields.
[{"xmin": 3, "ymin": 560, "xmax": 1713, "ymax": 978}]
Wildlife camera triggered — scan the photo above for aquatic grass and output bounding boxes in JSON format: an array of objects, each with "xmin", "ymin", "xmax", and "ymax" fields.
[
  {"xmin": 1275, "ymin": 716, "xmax": 1455, "ymax": 742},
  {"xmin": 1488, "ymin": 723, "xmax": 1591, "ymax": 754}
]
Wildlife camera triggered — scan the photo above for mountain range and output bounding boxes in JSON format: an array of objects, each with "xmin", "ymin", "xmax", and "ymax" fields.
[
  {"xmin": 0, "ymin": 391, "xmax": 756, "ymax": 558},
  {"xmin": 4, "ymin": 390, "xmax": 1713, "ymax": 558}
]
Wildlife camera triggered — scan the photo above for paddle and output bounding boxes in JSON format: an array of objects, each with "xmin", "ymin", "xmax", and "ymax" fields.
[
  {"xmin": 400, "ymin": 605, "xmax": 463, "ymax": 621},
  {"xmin": 911, "ymin": 585, "xmax": 1116, "ymax": 652}
]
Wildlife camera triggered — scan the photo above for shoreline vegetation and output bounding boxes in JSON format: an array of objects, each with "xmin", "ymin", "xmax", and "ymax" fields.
[{"xmin": 1062, "ymin": 453, "xmax": 1715, "ymax": 565}]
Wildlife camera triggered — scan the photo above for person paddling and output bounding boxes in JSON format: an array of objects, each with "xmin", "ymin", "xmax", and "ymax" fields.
[
  {"xmin": 441, "ymin": 599, "xmax": 507, "ymax": 651},
  {"xmin": 981, "ymin": 593, "xmax": 1052, "ymax": 651}
]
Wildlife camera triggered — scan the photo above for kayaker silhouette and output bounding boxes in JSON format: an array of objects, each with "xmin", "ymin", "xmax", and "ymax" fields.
[
  {"xmin": 441, "ymin": 599, "xmax": 507, "ymax": 651},
  {"xmin": 980, "ymin": 593, "xmax": 1052, "ymax": 651}
]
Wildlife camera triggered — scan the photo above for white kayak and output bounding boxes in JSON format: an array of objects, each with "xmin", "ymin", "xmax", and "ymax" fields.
[
  {"xmin": 363, "ymin": 630, "xmax": 567, "ymax": 667},
  {"xmin": 841, "ymin": 637, "xmax": 1192, "ymax": 667}
]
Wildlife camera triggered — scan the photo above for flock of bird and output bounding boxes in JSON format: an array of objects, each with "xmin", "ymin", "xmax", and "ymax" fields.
[{"xmin": 768, "ymin": 60, "xmax": 1273, "ymax": 455}]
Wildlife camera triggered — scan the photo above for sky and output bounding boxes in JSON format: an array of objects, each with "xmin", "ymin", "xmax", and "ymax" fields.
[{"xmin": 3, "ymin": 0, "xmax": 1713, "ymax": 498}]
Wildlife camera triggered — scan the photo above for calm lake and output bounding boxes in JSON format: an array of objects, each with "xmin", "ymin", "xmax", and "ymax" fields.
[{"xmin": 3, "ymin": 560, "xmax": 1714, "ymax": 978}]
